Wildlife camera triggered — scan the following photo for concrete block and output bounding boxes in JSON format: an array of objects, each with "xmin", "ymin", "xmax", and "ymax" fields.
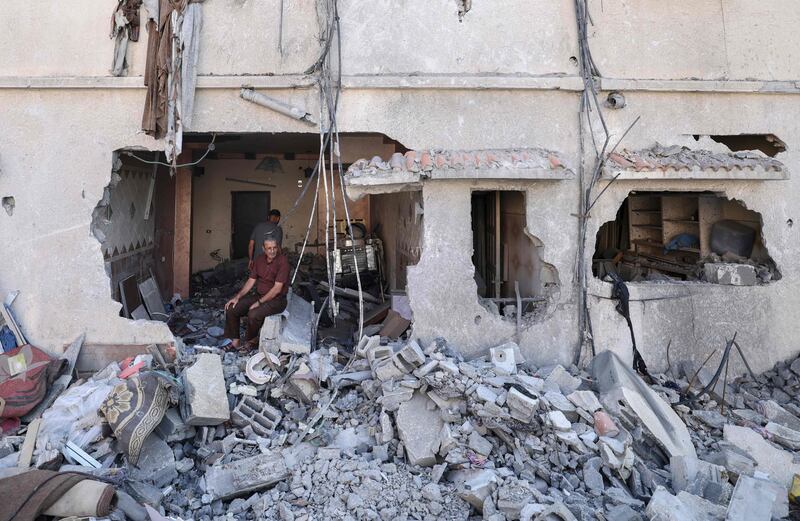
[
  {"xmin": 204, "ymin": 452, "xmax": 289, "ymax": 500},
  {"xmin": 155, "ymin": 408, "xmax": 196, "ymax": 442},
  {"xmin": 475, "ymin": 385, "xmax": 499, "ymax": 403},
  {"xmin": 357, "ymin": 335, "xmax": 381, "ymax": 358},
  {"xmin": 725, "ymin": 476, "xmax": 777, "ymax": 521},
  {"xmin": 231, "ymin": 396, "xmax": 283, "ymax": 436},
  {"xmin": 467, "ymin": 431, "xmax": 492, "ymax": 456},
  {"xmin": 457, "ymin": 469, "xmax": 498, "ymax": 511},
  {"xmin": 373, "ymin": 357, "xmax": 405, "ymax": 381},
  {"xmin": 182, "ymin": 354, "xmax": 230, "ymax": 426},
  {"xmin": 396, "ymin": 340, "xmax": 426, "ymax": 369},
  {"xmin": 703, "ymin": 263, "xmax": 757, "ymax": 286},
  {"xmin": 724, "ymin": 424, "xmax": 800, "ymax": 487},
  {"xmin": 506, "ymin": 387, "xmax": 539, "ymax": 422},
  {"xmin": 545, "ymin": 365, "xmax": 581, "ymax": 394},
  {"xmin": 566, "ymin": 390, "xmax": 602, "ymax": 412},
  {"xmin": 367, "ymin": 344, "xmax": 394, "ymax": 369},
  {"xmin": 546, "ymin": 410, "xmax": 571, "ymax": 432},
  {"xmin": 396, "ymin": 391, "xmax": 443, "ymax": 466},
  {"xmin": 490, "ymin": 344, "xmax": 517, "ymax": 375},
  {"xmin": 258, "ymin": 315, "xmax": 282, "ymax": 354}
]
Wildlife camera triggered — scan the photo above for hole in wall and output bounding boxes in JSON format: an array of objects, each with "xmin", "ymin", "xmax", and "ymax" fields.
[
  {"xmin": 593, "ymin": 191, "xmax": 780, "ymax": 285},
  {"xmin": 2, "ymin": 196, "xmax": 14, "ymax": 216},
  {"xmin": 691, "ymin": 134, "xmax": 786, "ymax": 158},
  {"xmin": 470, "ymin": 190, "xmax": 559, "ymax": 327},
  {"xmin": 456, "ymin": 0, "xmax": 472, "ymax": 20}
]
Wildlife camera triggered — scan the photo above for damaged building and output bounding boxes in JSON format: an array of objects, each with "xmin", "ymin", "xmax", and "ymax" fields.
[{"xmin": 2, "ymin": 1, "xmax": 800, "ymax": 520}]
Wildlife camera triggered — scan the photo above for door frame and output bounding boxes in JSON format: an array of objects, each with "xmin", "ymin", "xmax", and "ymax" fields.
[{"xmin": 230, "ymin": 190, "xmax": 271, "ymax": 260}]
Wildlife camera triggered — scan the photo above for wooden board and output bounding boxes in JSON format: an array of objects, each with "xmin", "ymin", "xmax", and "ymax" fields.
[
  {"xmin": 119, "ymin": 275, "xmax": 143, "ymax": 318},
  {"xmin": 75, "ymin": 342, "xmax": 175, "ymax": 374}
]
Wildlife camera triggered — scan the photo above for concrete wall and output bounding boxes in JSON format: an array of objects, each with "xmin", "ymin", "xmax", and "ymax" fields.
[
  {"xmin": 191, "ymin": 158, "xmax": 318, "ymax": 273},
  {"xmin": 1, "ymin": 0, "xmax": 799, "ymax": 371}
]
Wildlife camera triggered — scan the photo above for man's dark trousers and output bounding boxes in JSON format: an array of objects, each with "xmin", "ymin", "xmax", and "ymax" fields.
[{"xmin": 224, "ymin": 294, "xmax": 288, "ymax": 342}]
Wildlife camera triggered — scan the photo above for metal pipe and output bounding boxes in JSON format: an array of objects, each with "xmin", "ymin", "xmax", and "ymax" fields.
[{"xmin": 240, "ymin": 87, "xmax": 316, "ymax": 125}]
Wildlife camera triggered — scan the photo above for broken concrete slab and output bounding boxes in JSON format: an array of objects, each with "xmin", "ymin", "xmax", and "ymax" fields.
[
  {"xmin": 646, "ymin": 486, "xmax": 721, "ymax": 521},
  {"xmin": 467, "ymin": 431, "xmax": 492, "ymax": 456},
  {"xmin": 723, "ymin": 424, "xmax": 800, "ymax": 487},
  {"xmin": 396, "ymin": 391, "xmax": 443, "ymax": 466},
  {"xmin": 182, "ymin": 353, "xmax": 230, "ymax": 426},
  {"xmin": 670, "ymin": 455, "xmax": 730, "ymax": 503},
  {"xmin": 129, "ymin": 435, "xmax": 178, "ymax": 487},
  {"xmin": 280, "ymin": 292, "xmax": 313, "ymax": 355},
  {"xmin": 204, "ymin": 451, "xmax": 290, "ymax": 500},
  {"xmin": 757, "ymin": 399, "xmax": 800, "ymax": 432},
  {"xmin": 155, "ymin": 408, "xmax": 196, "ymax": 442},
  {"xmin": 456, "ymin": 469, "xmax": 498, "ymax": 511},
  {"xmin": 592, "ymin": 351, "xmax": 696, "ymax": 459},
  {"xmin": 705, "ymin": 443, "xmax": 756, "ymax": 480},
  {"xmin": 764, "ymin": 421, "xmax": 800, "ymax": 450},
  {"xmin": 566, "ymin": 390, "xmax": 602, "ymax": 412},
  {"xmin": 725, "ymin": 475, "xmax": 778, "ymax": 521},
  {"xmin": 546, "ymin": 411, "xmax": 571, "ymax": 432},
  {"xmin": 544, "ymin": 365, "xmax": 581, "ymax": 394},
  {"xmin": 506, "ymin": 387, "xmax": 539, "ymax": 422}
]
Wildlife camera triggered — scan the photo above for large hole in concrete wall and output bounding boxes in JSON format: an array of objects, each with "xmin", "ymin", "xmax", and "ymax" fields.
[
  {"xmin": 692, "ymin": 134, "xmax": 786, "ymax": 158},
  {"xmin": 97, "ymin": 133, "xmax": 414, "ymax": 346},
  {"xmin": 470, "ymin": 190, "xmax": 557, "ymax": 325},
  {"xmin": 92, "ymin": 151, "xmax": 168, "ymax": 321},
  {"xmin": 593, "ymin": 191, "xmax": 780, "ymax": 285}
]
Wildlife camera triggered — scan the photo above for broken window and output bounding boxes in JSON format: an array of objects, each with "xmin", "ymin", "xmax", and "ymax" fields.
[
  {"xmin": 593, "ymin": 191, "xmax": 780, "ymax": 285},
  {"xmin": 471, "ymin": 190, "xmax": 553, "ymax": 324}
]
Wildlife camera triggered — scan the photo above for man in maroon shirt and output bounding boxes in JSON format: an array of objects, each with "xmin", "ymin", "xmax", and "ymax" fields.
[{"xmin": 224, "ymin": 238, "xmax": 290, "ymax": 350}]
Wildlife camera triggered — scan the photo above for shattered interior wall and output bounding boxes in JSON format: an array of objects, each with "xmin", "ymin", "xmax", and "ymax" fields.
[
  {"xmin": 0, "ymin": 0, "xmax": 799, "ymax": 373},
  {"xmin": 369, "ymin": 190, "xmax": 423, "ymax": 291}
]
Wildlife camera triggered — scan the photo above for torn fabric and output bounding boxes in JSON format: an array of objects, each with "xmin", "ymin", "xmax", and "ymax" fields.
[{"xmin": 110, "ymin": 0, "xmax": 143, "ymax": 77}]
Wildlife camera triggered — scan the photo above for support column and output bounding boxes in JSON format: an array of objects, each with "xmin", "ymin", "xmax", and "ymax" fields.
[{"xmin": 173, "ymin": 167, "xmax": 192, "ymax": 298}]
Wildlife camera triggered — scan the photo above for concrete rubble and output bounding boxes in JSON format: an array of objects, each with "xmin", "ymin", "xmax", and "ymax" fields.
[{"xmin": 5, "ymin": 282, "xmax": 800, "ymax": 520}]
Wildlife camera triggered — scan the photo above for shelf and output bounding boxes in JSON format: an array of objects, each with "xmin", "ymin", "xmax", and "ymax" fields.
[
  {"xmin": 632, "ymin": 225, "xmax": 662, "ymax": 229},
  {"xmin": 631, "ymin": 210, "xmax": 661, "ymax": 214},
  {"xmin": 632, "ymin": 239, "xmax": 699, "ymax": 254},
  {"xmin": 663, "ymin": 219, "xmax": 699, "ymax": 225}
]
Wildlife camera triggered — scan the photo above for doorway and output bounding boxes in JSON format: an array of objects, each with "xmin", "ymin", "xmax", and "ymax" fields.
[{"xmin": 231, "ymin": 191, "xmax": 270, "ymax": 259}]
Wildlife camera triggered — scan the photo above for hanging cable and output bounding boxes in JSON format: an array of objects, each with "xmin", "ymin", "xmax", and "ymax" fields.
[{"xmin": 123, "ymin": 133, "xmax": 217, "ymax": 169}]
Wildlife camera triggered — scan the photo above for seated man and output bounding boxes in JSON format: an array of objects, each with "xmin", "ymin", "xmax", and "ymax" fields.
[{"xmin": 224, "ymin": 237, "xmax": 290, "ymax": 350}]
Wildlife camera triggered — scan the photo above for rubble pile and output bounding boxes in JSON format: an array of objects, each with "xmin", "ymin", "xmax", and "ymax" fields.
[{"xmin": 5, "ymin": 294, "xmax": 800, "ymax": 520}]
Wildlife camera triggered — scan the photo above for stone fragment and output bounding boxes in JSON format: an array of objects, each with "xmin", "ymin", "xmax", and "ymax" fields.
[
  {"xmin": 490, "ymin": 344, "xmax": 517, "ymax": 375},
  {"xmin": 675, "ymin": 491, "xmax": 726, "ymax": 520},
  {"xmin": 279, "ymin": 293, "xmax": 313, "ymax": 355},
  {"xmin": 285, "ymin": 362, "xmax": 318, "ymax": 403},
  {"xmin": 519, "ymin": 503, "xmax": 545, "ymax": 521},
  {"xmin": 468, "ymin": 431, "xmax": 492, "ymax": 456},
  {"xmin": 724, "ymin": 424, "xmax": 800, "ymax": 487},
  {"xmin": 378, "ymin": 381, "xmax": 414, "ymax": 411},
  {"xmin": 231, "ymin": 396, "xmax": 283, "ymax": 436},
  {"xmin": 692, "ymin": 410, "xmax": 728, "ymax": 430},
  {"xmin": 705, "ymin": 444, "xmax": 756, "ymax": 479},
  {"xmin": 646, "ymin": 486, "xmax": 715, "ymax": 521},
  {"xmin": 533, "ymin": 502, "xmax": 577, "ymax": 520},
  {"xmin": 129, "ymin": 435, "xmax": 177, "ymax": 487},
  {"xmin": 378, "ymin": 410, "xmax": 394, "ymax": 444},
  {"xmin": 765, "ymin": 421, "xmax": 800, "ymax": 450},
  {"xmin": 204, "ymin": 452, "xmax": 289, "ymax": 500},
  {"xmin": 546, "ymin": 411, "xmax": 571, "ymax": 432},
  {"xmin": 373, "ymin": 358, "xmax": 405, "ymax": 382},
  {"xmin": 155, "ymin": 408, "xmax": 196, "ymax": 442},
  {"xmin": 542, "ymin": 391, "xmax": 577, "ymax": 419},
  {"xmin": 506, "ymin": 387, "xmax": 539, "ymax": 422},
  {"xmin": 396, "ymin": 391, "xmax": 443, "ymax": 466},
  {"xmin": 758, "ymin": 399, "xmax": 800, "ymax": 431},
  {"xmin": 182, "ymin": 353, "xmax": 230, "ymax": 426},
  {"xmin": 593, "ymin": 351, "xmax": 696, "ymax": 458},
  {"xmin": 725, "ymin": 475, "xmax": 777, "ymax": 521},
  {"xmin": 457, "ymin": 469, "xmax": 498, "ymax": 511},
  {"xmin": 606, "ymin": 504, "xmax": 642, "ymax": 521},
  {"xmin": 582, "ymin": 464, "xmax": 604, "ymax": 494},
  {"xmin": 566, "ymin": 390, "xmax": 601, "ymax": 412},
  {"xmin": 545, "ymin": 365, "xmax": 581, "ymax": 394},
  {"xmin": 475, "ymin": 385, "xmax": 499, "ymax": 403},
  {"xmin": 670, "ymin": 455, "xmax": 729, "ymax": 502}
]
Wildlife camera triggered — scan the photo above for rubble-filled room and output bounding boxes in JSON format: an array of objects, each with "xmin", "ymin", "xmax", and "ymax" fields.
[
  {"xmin": 92, "ymin": 133, "xmax": 422, "ymax": 351},
  {"xmin": 592, "ymin": 191, "xmax": 780, "ymax": 285},
  {"xmin": 471, "ymin": 190, "xmax": 551, "ymax": 323}
]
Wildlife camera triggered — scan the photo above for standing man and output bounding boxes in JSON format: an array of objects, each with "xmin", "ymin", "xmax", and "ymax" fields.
[
  {"xmin": 225, "ymin": 237, "xmax": 289, "ymax": 350},
  {"xmin": 248, "ymin": 209, "xmax": 283, "ymax": 270}
]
